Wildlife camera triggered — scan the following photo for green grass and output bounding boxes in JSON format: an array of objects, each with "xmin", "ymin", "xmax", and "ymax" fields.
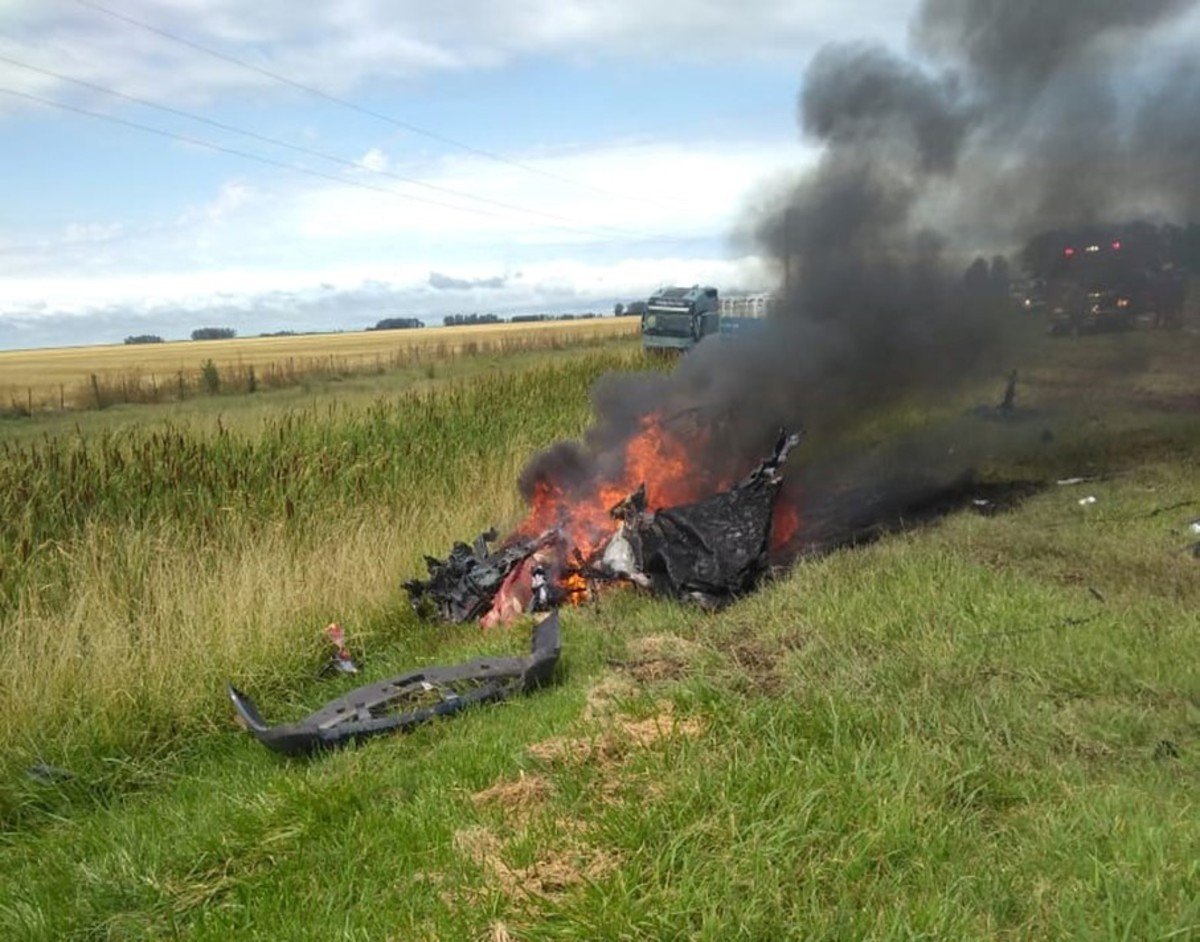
[{"xmin": 0, "ymin": 331, "xmax": 1197, "ymax": 940}]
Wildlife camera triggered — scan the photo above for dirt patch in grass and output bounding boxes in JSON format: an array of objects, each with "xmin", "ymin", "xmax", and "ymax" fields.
[
  {"xmin": 528, "ymin": 701, "xmax": 706, "ymax": 768},
  {"xmin": 453, "ymin": 826, "xmax": 619, "ymax": 903},
  {"xmin": 456, "ymin": 681, "xmax": 705, "ymax": 907},
  {"xmin": 715, "ymin": 629, "xmax": 807, "ymax": 696},
  {"xmin": 581, "ymin": 674, "xmax": 639, "ymax": 722},
  {"xmin": 611, "ymin": 633, "xmax": 703, "ymax": 684},
  {"xmin": 472, "ymin": 772, "xmax": 553, "ymax": 819},
  {"xmin": 725, "ymin": 640, "xmax": 789, "ymax": 695}
]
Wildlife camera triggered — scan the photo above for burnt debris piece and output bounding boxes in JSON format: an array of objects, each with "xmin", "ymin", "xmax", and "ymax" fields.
[
  {"xmin": 974, "ymin": 369, "xmax": 1036, "ymax": 421},
  {"xmin": 228, "ymin": 612, "xmax": 561, "ymax": 757},
  {"xmin": 404, "ymin": 528, "xmax": 547, "ymax": 623},
  {"xmin": 603, "ymin": 430, "xmax": 802, "ymax": 605}
]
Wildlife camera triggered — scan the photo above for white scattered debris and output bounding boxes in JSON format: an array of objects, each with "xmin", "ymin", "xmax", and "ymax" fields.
[
  {"xmin": 1189, "ymin": 519, "xmax": 1200, "ymax": 535},
  {"xmin": 1057, "ymin": 476, "xmax": 1089, "ymax": 486},
  {"xmin": 600, "ymin": 526, "xmax": 650, "ymax": 587},
  {"xmin": 1078, "ymin": 496, "xmax": 1098, "ymax": 506}
]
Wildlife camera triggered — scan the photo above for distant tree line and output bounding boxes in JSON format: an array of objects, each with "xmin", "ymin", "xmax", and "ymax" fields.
[
  {"xmin": 191, "ymin": 327, "xmax": 237, "ymax": 341},
  {"xmin": 509, "ymin": 313, "xmax": 598, "ymax": 323},
  {"xmin": 443, "ymin": 313, "xmax": 502, "ymax": 327},
  {"xmin": 121, "ymin": 309, "xmax": 628, "ymax": 347},
  {"xmin": 439, "ymin": 312, "xmax": 600, "ymax": 326},
  {"xmin": 370, "ymin": 317, "xmax": 423, "ymax": 331}
]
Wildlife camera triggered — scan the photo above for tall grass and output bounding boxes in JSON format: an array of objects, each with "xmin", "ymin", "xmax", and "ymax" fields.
[{"xmin": 0, "ymin": 349, "xmax": 644, "ymax": 816}]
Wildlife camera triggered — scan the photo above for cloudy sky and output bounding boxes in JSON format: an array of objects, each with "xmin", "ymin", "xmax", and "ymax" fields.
[{"xmin": 0, "ymin": 0, "xmax": 911, "ymax": 349}]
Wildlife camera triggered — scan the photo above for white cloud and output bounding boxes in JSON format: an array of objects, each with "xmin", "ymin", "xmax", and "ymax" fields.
[
  {"xmin": 356, "ymin": 147, "xmax": 389, "ymax": 173},
  {"xmin": 1, "ymin": 136, "xmax": 810, "ymax": 277},
  {"xmin": 0, "ymin": 1, "xmax": 913, "ymax": 108},
  {"xmin": 176, "ymin": 180, "xmax": 253, "ymax": 223},
  {"xmin": 291, "ymin": 139, "xmax": 809, "ymax": 244},
  {"xmin": 61, "ymin": 220, "xmax": 124, "ymax": 243}
]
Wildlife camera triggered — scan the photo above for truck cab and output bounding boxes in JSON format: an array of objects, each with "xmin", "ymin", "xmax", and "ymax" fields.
[{"xmin": 641, "ymin": 285, "xmax": 721, "ymax": 352}]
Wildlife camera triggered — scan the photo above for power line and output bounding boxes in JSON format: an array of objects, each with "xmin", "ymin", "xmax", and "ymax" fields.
[
  {"xmin": 0, "ymin": 53, "xmax": 645, "ymax": 240},
  {"xmin": 0, "ymin": 86, "xmax": 704, "ymax": 253},
  {"xmin": 0, "ymin": 85, "xmax": 517, "ymax": 223},
  {"xmin": 71, "ymin": 0, "xmax": 690, "ymax": 213}
]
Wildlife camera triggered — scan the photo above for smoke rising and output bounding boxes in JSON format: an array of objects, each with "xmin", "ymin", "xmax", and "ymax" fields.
[{"xmin": 518, "ymin": 0, "xmax": 1200, "ymax": 541}]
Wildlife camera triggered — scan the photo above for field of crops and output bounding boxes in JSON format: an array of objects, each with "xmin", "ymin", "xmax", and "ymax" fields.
[
  {"xmin": 0, "ymin": 332, "xmax": 1196, "ymax": 939},
  {"xmin": 0, "ymin": 316, "xmax": 640, "ymax": 412}
]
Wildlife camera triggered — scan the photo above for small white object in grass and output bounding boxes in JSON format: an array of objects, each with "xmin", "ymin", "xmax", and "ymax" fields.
[
  {"xmin": 1189, "ymin": 519, "xmax": 1200, "ymax": 535},
  {"xmin": 1057, "ymin": 476, "xmax": 1087, "ymax": 486},
  {"xmin": 972, "ymin": 499, "xmax": 990, "ymax": 507},
  {"xmin": 1078, "ymin": 495, "xmax": 1098, "ymax": 506}
]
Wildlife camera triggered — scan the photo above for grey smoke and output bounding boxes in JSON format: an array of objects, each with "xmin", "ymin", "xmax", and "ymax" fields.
[
  {"xmin": 518, "ymin": 0, "xmax": 1200, "ymax": 530},
  {"xmin": 801, "ymin": 43, "xmax": 968, "ymax": 174}
]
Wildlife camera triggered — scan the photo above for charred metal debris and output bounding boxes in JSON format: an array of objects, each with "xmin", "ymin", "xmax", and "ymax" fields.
[
  {"xmin": 603, "ymin": 429, "xmax": 801, "ymax": 605},
  {"xmin": 405, "ymin": 429, "xmax": 803, "ymax": 623},
  {"xmin": 403, "ymin": 528, "xmax": 558, "ymax": 625},
  {"xmin": 229, "ymin": 612, "xmax": 561, "ymax": 756}
]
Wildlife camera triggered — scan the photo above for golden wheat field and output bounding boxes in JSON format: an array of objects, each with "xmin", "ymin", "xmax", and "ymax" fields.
[{"xmin": 0, "ymin": 316, "xmax": 640, "ymax": 410}]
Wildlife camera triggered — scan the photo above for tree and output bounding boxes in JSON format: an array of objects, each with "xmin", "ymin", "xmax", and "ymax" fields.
[
  {"xmin": 613, "ymin": 302, "xmax": 625, "ymax": 316},
  {"xmin": 191, "ymin": 327, "xmax": 237, "ymax": 341},
  {"xmin": 371, "ymin": 317, "xmax": 422, "ymax": 331},
  {"xmin": 124, "ymin": 334, "xmax": 164, "ymax": 344}
]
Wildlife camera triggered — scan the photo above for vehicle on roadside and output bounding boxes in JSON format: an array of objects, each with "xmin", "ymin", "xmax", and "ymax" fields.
[
  {"xmin": 1025, "ymin": 226, "xmax": 1190, "ymax": 336},
  {"xmin": 640, "ymin": 285, "xmax": 721, "ymax": 353},
  {"xmin": 1048, "ymin": 287, "xmax": 1136, "ymax": 335},
  {"xmin": 718, "ymin": 292, "xmax": 775, "ymax": 338}
]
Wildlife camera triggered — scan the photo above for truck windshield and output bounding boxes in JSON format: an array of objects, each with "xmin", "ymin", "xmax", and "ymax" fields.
[{"xmin": 644, "ymin": 307, "xmax": 695, "ymax": 335}]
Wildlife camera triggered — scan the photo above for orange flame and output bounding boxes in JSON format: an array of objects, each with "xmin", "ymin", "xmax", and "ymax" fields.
[
  {"xmin": 560, "ymin": 570, "xmax": 589, "ymax": 605},
  {"xmin": 516, "ymin": 414, "xmax": 800, "ymax": 568},
  {"xmin": 771, "ymin": 499, "xmax": 801, "ymax": 552},
  {"xmin": 517, "ymin": 413, "xmax": 717, "ymax": 560}
]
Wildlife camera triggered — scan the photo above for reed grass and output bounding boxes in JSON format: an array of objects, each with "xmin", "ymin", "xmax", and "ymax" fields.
[{"xmin": 0, "ymin": 349, "xmax": 645, "ymax": 817}]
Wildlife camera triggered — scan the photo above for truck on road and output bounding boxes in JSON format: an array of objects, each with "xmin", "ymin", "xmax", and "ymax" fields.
[{"xmin": 640, "ymin": 285, "xmax": 721, "ymax": 353}]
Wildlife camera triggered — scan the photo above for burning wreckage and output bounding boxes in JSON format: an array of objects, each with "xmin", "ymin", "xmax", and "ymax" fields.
[
  {"xmin": 406, "ymin": 430, "xmax": 802, "ymax": 626},
  {"xmin": 229, "ymin": 431, "xmax": 800, "ymax": 756}
]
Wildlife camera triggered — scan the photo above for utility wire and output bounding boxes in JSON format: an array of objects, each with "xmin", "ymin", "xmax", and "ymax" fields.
[
  {"xmin": 0, "ymin": 86, "xmax": 518, "ymax": 223},
  {"xmin": 0, "ymin": 52, "xmax": 646, "ymax": 240},
  {"xmin": 71, "ymin": 0, "xmax": 689, "ymax": 212},
  {"xmin": 0, "ymin": 86, "xmax": 700, "ymax": 252}
]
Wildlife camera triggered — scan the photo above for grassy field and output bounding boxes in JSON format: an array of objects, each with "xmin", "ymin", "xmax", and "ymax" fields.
[
  {"xmin": 0, "ymin": 330, "xmax": 1196, "ymax": 940},
  {"xmin": 0, "ymin": 317, "xmax": 640, "ymax": 412}
]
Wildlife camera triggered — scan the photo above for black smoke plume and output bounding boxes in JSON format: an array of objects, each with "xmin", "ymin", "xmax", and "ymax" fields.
[{"xmin": 518, "ymin": 0, "xmax": 1199, "ymax": 547}]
